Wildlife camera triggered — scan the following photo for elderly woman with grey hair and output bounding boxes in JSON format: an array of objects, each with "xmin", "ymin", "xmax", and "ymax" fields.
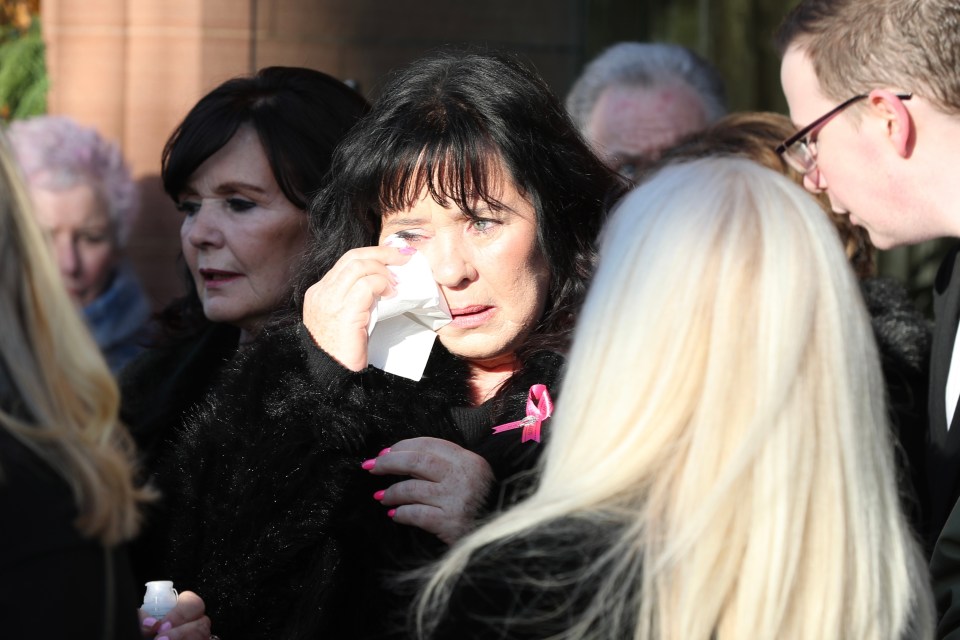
[
  {"xmin": 566, "ymin": 41, "xmax": 728, "ymax": 181},
  {"xmin": 7, "ymin": 115, "xmax": 150, "ymax": 373}
]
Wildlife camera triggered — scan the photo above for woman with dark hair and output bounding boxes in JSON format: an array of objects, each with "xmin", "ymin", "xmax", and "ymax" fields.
[
  {"xmin": 160, "ymin": 51, "xmax": 624, "ymax": 639},
  {"xmin": 118, "ymin": 66, "xmax": 369, "ymax": 590},
  {"xmin": 122, "ymin": 65, "xmax": 368, "ymax": 463}
]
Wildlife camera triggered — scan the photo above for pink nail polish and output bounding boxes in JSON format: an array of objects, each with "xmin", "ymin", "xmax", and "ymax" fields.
[
  {"xmin": 378, "ymin": 447, "xmax": 391, "ymax": 456},
  {"xmin": 373, "ymin": 490, "xmax": 385, "ymax": 501},
  {"xmin": 387, "ymin": 508, "xmax": 397, "ymax": 518},
  {"xmin": 398, "ymin": 246, "xmax": 416, "ymax": 255},
  {"xmin": 361, "ymin": 458, "xmax": 376, "ymax": 470},
  {"xmin": 142, "ymin": 617, "xmax": 157, "ymax": 627},
  {"xmin": 159, "ymin": 621, "xmax": 173, "ymax": 632}
]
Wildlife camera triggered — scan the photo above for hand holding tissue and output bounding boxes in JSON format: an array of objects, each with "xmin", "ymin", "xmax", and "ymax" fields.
[{"xmin": 367, "ymin": 235, "xmax": 451, "ymax": 380}]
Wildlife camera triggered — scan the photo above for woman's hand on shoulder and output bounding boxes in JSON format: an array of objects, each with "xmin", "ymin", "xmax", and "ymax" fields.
[
  {"xmin": 139, "ymin": 591, "xmax": 213, "ymax": 639},
  {"xmin": 302, "ymin": 245, "xmax": 411, "ymax": 371},
  {"xmin": 365, "ymin": 437, "xmax": 494, "ymax": 545}
]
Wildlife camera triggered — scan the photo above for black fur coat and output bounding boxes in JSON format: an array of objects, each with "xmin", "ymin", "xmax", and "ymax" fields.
[
  {"xmin": 158, "ymin": 323, "xmax": 564, "ymax": 639},
  {"xmin": 860, "ymin": 276, "xmax": 932, "ymax": 539}
]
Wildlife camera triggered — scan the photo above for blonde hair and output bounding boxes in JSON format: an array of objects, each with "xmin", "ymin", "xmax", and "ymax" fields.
[
  {"xmin": 416, "ymin": 157, "xmax": 934, "ymax": 639},
  {"xmin": 0, "ymin": 132, "xmax": 147, "ymax": 546}
]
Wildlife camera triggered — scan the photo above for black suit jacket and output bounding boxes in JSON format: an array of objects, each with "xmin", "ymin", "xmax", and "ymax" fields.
[{"xmin": 929, "ymin": 245, "xmax": 960, "ymax": 543}]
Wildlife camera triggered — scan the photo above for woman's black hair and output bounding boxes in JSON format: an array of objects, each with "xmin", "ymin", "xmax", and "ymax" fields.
[
  {"xmin": 297, "ymin": 50, "xmax": 626, "ymax": 357},
  {"xmin": 156, "ymin": 66, "xmax": 370, "ymax": 341}
]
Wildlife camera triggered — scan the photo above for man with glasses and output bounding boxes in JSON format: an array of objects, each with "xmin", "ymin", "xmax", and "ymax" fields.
[{"xmin": 776, "ymin": 0, "xmax": 960, "ymax": 635}]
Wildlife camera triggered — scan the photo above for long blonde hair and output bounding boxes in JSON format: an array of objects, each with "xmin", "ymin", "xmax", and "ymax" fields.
[
  {"xmin": 416, "ymin": 157, "xmax": 934, "ymax": 639},
  {"xmin": 0, "ymin": 132, "xmax": 146, "ymax": 546}
]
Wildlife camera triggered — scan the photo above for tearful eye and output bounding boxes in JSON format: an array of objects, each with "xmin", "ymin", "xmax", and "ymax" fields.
[{"xmin": 394, "ymin": 229, "xmax": 427, "ymax": 242}]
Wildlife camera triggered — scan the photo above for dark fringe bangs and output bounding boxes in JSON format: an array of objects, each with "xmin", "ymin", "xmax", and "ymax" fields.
[{"xmin": 373, "ymin": 124, "xmax": 514, "ymax": 218}]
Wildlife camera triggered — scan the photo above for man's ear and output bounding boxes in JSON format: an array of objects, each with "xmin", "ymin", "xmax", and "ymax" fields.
[{"xmin": 868, "ymin": 89, "xmax": 914, "ymax": 157}]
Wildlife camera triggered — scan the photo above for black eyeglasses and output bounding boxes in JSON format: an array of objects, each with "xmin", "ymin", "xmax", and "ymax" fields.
[{"xmin": 776, "ymin": 93, "xmax": 912, "ymax": 174}]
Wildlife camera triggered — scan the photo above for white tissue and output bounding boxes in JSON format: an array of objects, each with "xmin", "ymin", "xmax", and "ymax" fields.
[{"xmin": 367, "ymin": 235, "xmax": 451, "ymax": 380}]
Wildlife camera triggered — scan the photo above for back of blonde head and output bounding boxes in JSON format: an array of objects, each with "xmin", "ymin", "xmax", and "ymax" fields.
[
  {"xmin": 0, "ymin": 132, "xmax": 145, "ymax": 545},
  {"xmin": 417, "ymin": 157, "xmax": 933, "ymax": 639}
]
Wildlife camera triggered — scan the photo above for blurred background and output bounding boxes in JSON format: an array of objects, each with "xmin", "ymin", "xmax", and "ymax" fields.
[{"xmin": 1, "ymin": 0, "xmax": 948, "ymax": 314}]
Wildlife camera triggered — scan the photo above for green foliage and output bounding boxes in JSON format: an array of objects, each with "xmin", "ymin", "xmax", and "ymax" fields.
[{"xmin": 0, "ymin": 16, "xmax": 46, "ymax": 121}]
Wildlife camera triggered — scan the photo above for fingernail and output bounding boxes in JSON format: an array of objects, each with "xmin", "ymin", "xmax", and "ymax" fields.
[
  {"xmin": 157, "ymin": 637, "xmax": 169, "ymax": 640},
  {"xmin": 142, "ymin": 617, "xmax": 157, "ymax": 627},
  {"xmin": 378, "ymin": 447, "xmax": 391, "ymax": 456},
  {"xmin": 398, "ymin": 246, "xmax": 416, "ymax": 255},
  {"xmin": 387, "ymin": 508, "xmax": 397, "ymax": 518},
  {"xmin": 373, "ymin": 490, "xmax": 385, "ymax": 501},
  {"xmin": 361, "ymin": 458, "xmax": 376, "ymax": 470},
  {"xmin": 159, "ymin": 621, "xmax": 173, "ymax": 632}
]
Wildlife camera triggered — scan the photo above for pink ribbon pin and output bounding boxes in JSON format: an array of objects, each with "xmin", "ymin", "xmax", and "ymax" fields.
[{"xmin": 491, "ymin": 384, "xmax": 553, "ymax": 443}]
